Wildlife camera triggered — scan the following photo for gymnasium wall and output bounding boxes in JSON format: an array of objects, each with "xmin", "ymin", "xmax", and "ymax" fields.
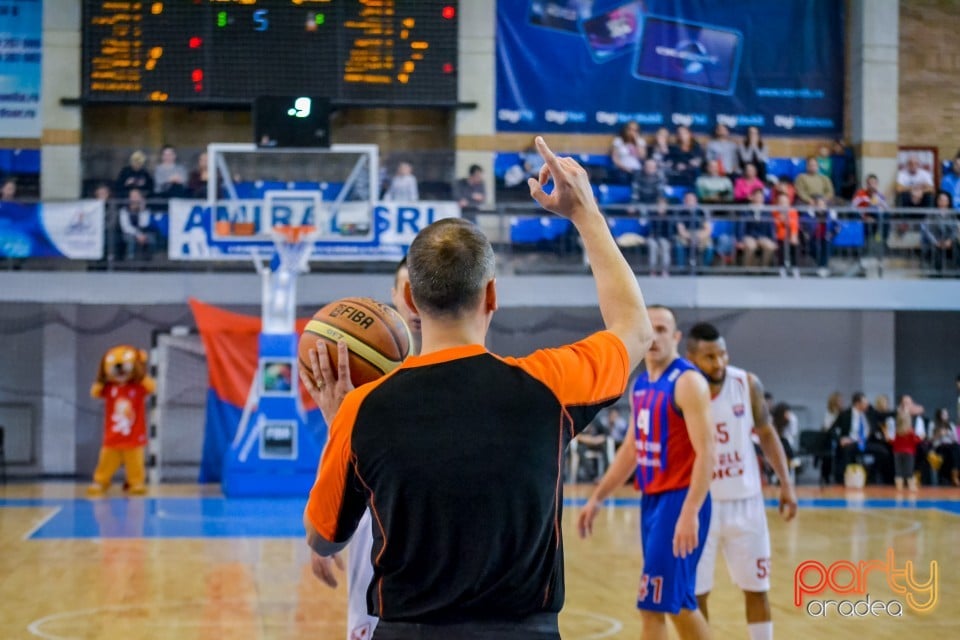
[{"xmin": 1, "ymin": 301, "xmax": 955, "ymax": 478}]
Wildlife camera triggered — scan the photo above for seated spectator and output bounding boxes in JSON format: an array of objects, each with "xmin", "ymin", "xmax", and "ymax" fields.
[
  {"xmin": 795, "ymin": 156, "xmax": 835, "ymax": 205},
  {"xmin": 939, "ymin": 155, "xmax": 960, "ymax": 209},
  {"xmin": 455, "ymin": 164, "xmax": 487, "ymax": 211},
  {"xmin": 154, "ymin": 145, "xmax": 189, "ymax": 198},
  {"xmin": 772, "ymin": 402, "xmax": 798, "ymax": 469},
  {"xmin": 853, "ymin": 173, "xmax": 889, "ymax": 249},
  {"xmin": 668, "ymin": 125, "xmax": 703, "ymax": 188},
  {"xmin": 736, "ymin": 125, "xmax": 767, "ymax": 180},
  {"xmin": 733, "ymin": 162, "xmax": 764, "ymax": 202},
  {"xmin": 772, "ymin": 192, "xmax": 801, "ymax": 276},
  {"xmin": 646, "ymin": 197, "xmax": 673, "ymax": 276},
  {"xmin": 383, "ymin": 162, "xmax": 419, "ymax": 201},
  {"xmin": 631, "ymin": 157, "xmax": 665, "ymax": 205},
  {"xmin": 920, "ymin": 191, "xmax": 959, "ymax": 273},
  {"xmin": 602, "ymin": 407, "xmax": 629, "ymax": 449},
  {"xmin": 188, "ymin": 151, "xmax": 209, "ymax": 198},
  {"xmin": 695, "ymin": 159, "xmax": 733, "ymax": 203},
  {"xmin": 1, "ymin": 178, "xmax": 17, "ymax": 201},
  {"xmin": 900, "ymin": 184, "xmax": 933, "ymax": 209},
  {"xmin": 675, "ymin": 191, "xmax": 713, "ymax": 268},
  {"xmin": 93, "ymin": 182, "xmax": 111, "ymax": 202},
  {"xmin": 740, "ymin": 187, "xmax": 777, "ymax": 268},
  {"xmin": 519, "ymin": 137, "xmax": 546, "ymax": 182},
  {"xmin": 115, "ymin": 150, "xmax": 154, "ymax": 197},
  {"xmin": 118, "ymin": 188, "xmax": 159, "ymax": 261},
  {"xmin": 930, "ymin": 408, "xmax": 960, "ymax": 486},
  {"xmin": 610, "ymin": 121, "xmax": 645, "ymax": 184},
  {"xmin": 647, "ymin": 127, "xmax": 672, "ymax": 176},
  {"xmin": 705, "ymin": 123, "xmax": 738, "ymax": 176},
  {"xmin": 829, "ymin": 392, "xmax": 893, "ymax": 485},
  {"xmin": 805, "ymin": 196, "xmax": 839, "ymax": 277},
  {"xmin": 816, "ymin": 145, "xmax": 832, "ymax": 179},
  {"xmin": 771, "ymin": 175, "xmax": 796, "ymax": 205},
  {"xmin": 569, "ymin": 416, "xmax": 615, "ymax": 482},
  {"xmin": 896, "ymin": 155, "xmax": 934, "ymax": 199},
  {"xmin": 892, "ymin": 411, "xmax": 922, "ymax": 491}
]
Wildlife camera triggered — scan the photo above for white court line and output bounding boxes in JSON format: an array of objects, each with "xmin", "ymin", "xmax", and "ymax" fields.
[
  {"xmin": 21, "ymin": 506, "xmax": 62, "ymax": 541},
  {"xmin": 563, "ymin": 608, "xmax": 624, "ymax": 639}
]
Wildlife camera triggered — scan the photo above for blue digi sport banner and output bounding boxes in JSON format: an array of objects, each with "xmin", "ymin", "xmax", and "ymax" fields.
[{"xmin": 497, "ymin": 0, "xmax": 844, "ymax": 136}]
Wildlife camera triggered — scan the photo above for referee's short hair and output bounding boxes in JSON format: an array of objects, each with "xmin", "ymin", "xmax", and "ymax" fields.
[{"xmin": 407, "ymin": 218, "xmax": 495, "ymax": 318}]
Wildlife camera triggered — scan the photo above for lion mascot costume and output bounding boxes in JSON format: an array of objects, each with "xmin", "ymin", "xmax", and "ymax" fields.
[{"xmin": 88, "ymin": 345, "xmax": 155, "ymax": 496}]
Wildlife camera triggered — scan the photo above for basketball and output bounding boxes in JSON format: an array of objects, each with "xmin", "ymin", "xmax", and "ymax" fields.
[{"xmin": 299, "ymin": 297, "xmax": 412, "ymax": 388}]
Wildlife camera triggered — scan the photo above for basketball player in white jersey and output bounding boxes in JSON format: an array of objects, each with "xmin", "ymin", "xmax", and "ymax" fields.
[
  {"xmin": 302, "ymin": 258, "xmax": 421, "ymax": 640},
  {"xmin": 685, "ymin": 322, "xmax": 797, "ymax": 640}
]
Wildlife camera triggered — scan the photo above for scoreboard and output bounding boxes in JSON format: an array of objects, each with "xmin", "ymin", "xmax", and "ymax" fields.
[{"xmin": 82, "ymin": 0, "xmax": 459, "ymax": 106}]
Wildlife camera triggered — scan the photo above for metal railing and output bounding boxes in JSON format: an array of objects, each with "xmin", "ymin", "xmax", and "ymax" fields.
[{"xmin": 2, "ymin": 198, "xmax": 959, "ymax": 278}]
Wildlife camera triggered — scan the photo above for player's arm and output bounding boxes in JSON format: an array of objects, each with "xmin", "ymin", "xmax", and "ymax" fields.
[
  {"xmin": 578, "ymin": 406, "xmax": 637, "ymax": 539},
  {"xmin": 673, "ymin": 369, "xmax": 715, "ymax": 558},
  {"xmin": 749, "ymin": 373, "xmax": 798, "ymax": 522},
  {"xmin": 527, "ymin": 137, "xmax": 653, "ymax": 371}
]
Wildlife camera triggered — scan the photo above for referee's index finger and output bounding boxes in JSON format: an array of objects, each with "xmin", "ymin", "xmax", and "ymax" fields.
[{"xmin": 535, "ymin": 136, "xmax": 561, "ymax": 171}]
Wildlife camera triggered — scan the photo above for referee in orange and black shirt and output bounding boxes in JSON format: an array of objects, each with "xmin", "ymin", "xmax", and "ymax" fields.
[{"xmin": 301, "ymin": 137, "xmax": 653, "ymax": 639}]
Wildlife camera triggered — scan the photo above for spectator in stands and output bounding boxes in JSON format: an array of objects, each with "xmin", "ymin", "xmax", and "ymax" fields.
[
  {"xmin": 733, "ymin": 162, "xmax": 764, "ymax": 202},
  {"xmin": 822, "ymin": 392, "xmax": 845, "ymax": 430},
  {"xmin": 603, "ymin": 407, "xmax": 629, "ymax": 449},
  {"xmin": 93, "ymin": 182, "xmax": 111, "ymax": 202},
  {"xmin": 806, "ymin": 196, "xmax": 839, "ymax": 277},
  {"xmin": 829, "ymin": 392, "xmax": 891, "ymax": 485},
  {"xmin": 795, "ymin": 156, "xmax": 835, "ymax": 205},
  {"xmin": 115, "ymin": 150, "xmax": 153, "ymax": 197},
  {"xmin": 772, "ymin": 192, "xmax": 800, "ymax": 276},
  {"xmin": 920, "ymin": 191, "xmax": 959, "ymax": 274},
  {"xmin": 1, "ymin": 178, "xmax": 17, "ymax": 201},
  {"xmin": 901, "ymin": 184, "xmax": 933, "ymax": 209},
  {"xmin": 188, "ymin": 151, "xmax": 209, "ymax": 198},
  {"xmin": 455, "ymin": 164, "xmax": 488, "ymax": 211},
  {"xmin": 705, "ymin": 123, "xmax": 738, "ymax": 176},
  {"xmin": 930, "ymin": 408, "xmax": 960, "ymax": 486},
  {"xmin": 695, "ymin": 159, "xmax": 733, "ymax": 203},
  {"xmin": 853, "ymin": 174, "xmax": 889, "ymax": 251},
  {"xmin": 816, "ymin": 145, "xmax": 832, "ymax": 179},
  {"xmin": 609, "ymin": 121, "xmax": 645, "ymax": 184},
  {"xmin": 831, "ymin": 139, "xmax": 858, "ymax": 200},
  {"xmin": 383, "ymin": 162, "xmax": 419, "ymax": 202},
  {"xmin": 772, "ymin": 402, "xmax": 798, "ymax": 467},
  {"xmin": 631, "ymin": 157, "xmax": 665, "ymax": 205},
  {"xmin": 118, "ymin": 188, "xmax": 158, "ymax": 261},
  {"xmin": 520, "ymin": 137, "xmax": 546, "ymax": 182},
  {"xmin": 736, "ymin": 125, "xmax": 767, "ymax": 180},
  {"xmin": 771, "ymin": 175, "xmax": 796, "ymax": 205},
  {"xmin": 647, "ymin": 127, "xmax": 672, "ymax": 176},
  {"xmin": 740, "ymin": 187, "xmax": 777, "ymax": 268},
  {"xmin": 154, "ymin": 145, "xmax": 188, "ymax": 198},
  {"xmin": 668, "ymin": 125, "xmax": 703, "ymax": 188},
  {"xmin": 939, "ymin": 155, "xmax": 960, "ymax": 209},
  {"xmin": 646, "ymin": 197, "xmax": 673, "ymax": 276},
  {"xmin": 896, "ymin": 156, "xmax": 934, "ymax": 204},
  {"xmin": 675, "ymin": 191, "xmax": 713, "ymax": 269}
]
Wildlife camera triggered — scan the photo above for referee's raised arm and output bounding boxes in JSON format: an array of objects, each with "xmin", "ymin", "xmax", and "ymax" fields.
[{"xmin": 527, "ymin": 136, "xmax": 653, "ymax": 370}]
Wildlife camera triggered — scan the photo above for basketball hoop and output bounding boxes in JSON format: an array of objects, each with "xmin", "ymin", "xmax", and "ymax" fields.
[{"xmin": 270, "ymin": 224, "xmax": 318, "ymax": 274}]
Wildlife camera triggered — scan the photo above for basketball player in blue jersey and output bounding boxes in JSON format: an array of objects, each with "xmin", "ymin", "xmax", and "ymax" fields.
[
  {"xmin": 579, "ymin": 305, "xmax": 715, "ymax": 640},
  {"xmin": 303, "ymin": 258, "xmax": 421, "ymax": 640},
  {"xmin": 685, "ymin": 322, "xmax": 797, "ymax": 640}
]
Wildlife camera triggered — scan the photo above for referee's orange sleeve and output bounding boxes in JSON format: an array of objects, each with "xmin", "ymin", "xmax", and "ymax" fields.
[
  {"xmin": 304, "ymin": 392, "xmax": 360, "ymax": 542},
  {"xmin": 505, "ymin": 330, "xmax": 630, "ymax": 407}
]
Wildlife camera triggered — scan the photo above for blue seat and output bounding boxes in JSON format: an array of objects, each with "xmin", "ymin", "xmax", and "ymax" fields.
[
  {"xmin": 575, "ymin": 154, "xmax": 613, "ymax": 169},
  {"xmin": 711, "ymin": 219, "xmax": 735, "ymax": 238},
  {"xmin": 494, "ymin": 153, "xmax": 522, "ymax": 179},
  {"xmin": 540, "ymin": 218, "xmax": 571, "ymax": 240},
  {"xmin": 767, "ymin": 157, "xmax": 804, "ymax": 181},
  {"xmin": 662, "ymin": 185, "xmax": 689, "ymax": 202},
  {"xmin": 608, "ymin": 217, "xmax": 648, "ymax": 239},
  {"xmin": 234, "ymin": 182, "xmax": 262, "ymax": 199},
  {"xmin": 597, "ymin": 184, "xmax": 632, "ymax": 205},
  {"xmin": 832, "ymin": 221, "xmax": 865, "ymax": 247},
  {"xmin": 509, "ymin": 217, "xmax": 545, "ymax": 244}
]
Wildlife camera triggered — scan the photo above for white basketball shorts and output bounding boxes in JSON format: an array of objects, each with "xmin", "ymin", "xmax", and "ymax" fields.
[
  {"xmin": 346, "ymin": 509, "xmax": 378, "ymax": 640},
  {"xmin": 695, "ymin": 493, "xmax": 771, "ymax": 595}
]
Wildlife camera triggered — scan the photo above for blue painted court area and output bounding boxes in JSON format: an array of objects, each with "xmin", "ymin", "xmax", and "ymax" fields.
[{"xmin": 2, "ymin": 496, "xmax": 957, "ymax": 540}]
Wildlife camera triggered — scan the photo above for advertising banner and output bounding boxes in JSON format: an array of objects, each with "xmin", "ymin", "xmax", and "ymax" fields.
[
  {"xmin": 497, "ymin": 0, "xmax": 844, "ymax": 136},
  {"xmin": 0, "ymin": 200, "xmax": 104, "ymax": 258},
  {"xmin": 0, "ymin": 0, "xmax": 42, "ymax": 137},
  {"xmin": 167, "ymin": 199, "xmax": 461, "ymax": 261}
]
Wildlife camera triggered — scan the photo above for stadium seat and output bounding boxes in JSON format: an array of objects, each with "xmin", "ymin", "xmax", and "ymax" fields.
[
  {"xmin": 596, "ymin": 184, "xmax": 632, "ymax": 205},
  {"xmin": 832, "ymin": 220, "xmax": 865, "ymax": 247}
]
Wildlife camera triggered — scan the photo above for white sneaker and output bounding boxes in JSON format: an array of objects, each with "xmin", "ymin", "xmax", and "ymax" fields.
[{"xmin": 817, "ymin": 267, "xmax": 829, "ymax": 278}]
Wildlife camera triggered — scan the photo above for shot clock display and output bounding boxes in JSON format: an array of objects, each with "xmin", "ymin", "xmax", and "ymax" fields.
[{"xmin": 82, "ymin": 0, "xmax": 458, "ymax": 105}]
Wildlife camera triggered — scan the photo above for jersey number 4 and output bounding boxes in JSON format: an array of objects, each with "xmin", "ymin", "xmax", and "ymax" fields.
[
  {"xmin": 637, "ymin": 409, "xmax": 651, "ymax": 436},
  {"xmin": 638, "ymin": 573, "xmax": 663, "ymax": 604}
]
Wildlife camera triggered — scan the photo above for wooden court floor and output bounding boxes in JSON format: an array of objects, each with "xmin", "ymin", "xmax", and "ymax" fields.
[{"xmin": 1, "ymin": 482, "xmax": 957, "ymax": 639}]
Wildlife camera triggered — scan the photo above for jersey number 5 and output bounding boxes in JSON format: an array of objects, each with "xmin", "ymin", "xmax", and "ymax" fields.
[{"xmin": 715, "ymin": 422, "xmax": 729, "ymax": 443}]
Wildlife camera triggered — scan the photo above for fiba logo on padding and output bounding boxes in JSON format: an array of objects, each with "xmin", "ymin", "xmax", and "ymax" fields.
[{"xmin": 794, "ymin": 549, "xmax": 938, "ymax": 617}]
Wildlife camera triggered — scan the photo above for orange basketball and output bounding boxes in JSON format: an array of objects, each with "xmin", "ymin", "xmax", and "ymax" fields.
[{"xmin": 299, "ymin": 297, "xmax": 412, "ymax": 388}]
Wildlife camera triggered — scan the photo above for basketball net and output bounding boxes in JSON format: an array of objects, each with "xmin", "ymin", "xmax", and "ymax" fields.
[{"xmin": 256, "ymin": 225, "xmax": 318, "ymax": 334}]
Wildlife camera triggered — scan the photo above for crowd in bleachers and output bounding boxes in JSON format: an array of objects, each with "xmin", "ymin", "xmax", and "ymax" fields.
[{"xmin": 495, "ymin": 125, "xmax": 960, "ymax": 276}]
